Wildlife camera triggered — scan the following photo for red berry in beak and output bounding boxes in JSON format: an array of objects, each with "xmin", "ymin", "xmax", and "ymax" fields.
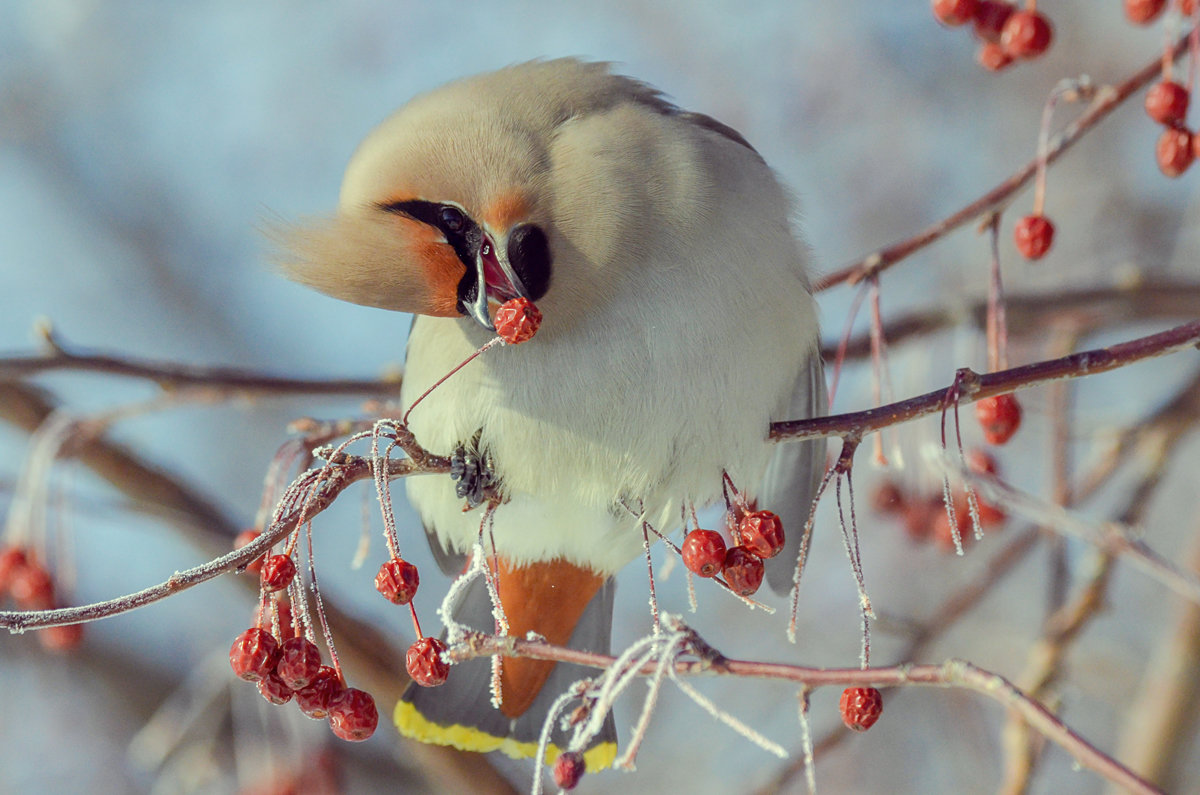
[{"xmin": 494, "ymin": 297, "xmax": 542, "ymax": 344}]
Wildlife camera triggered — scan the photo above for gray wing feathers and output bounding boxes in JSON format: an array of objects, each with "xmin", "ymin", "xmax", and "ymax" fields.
[{"xmin": 759, "ymin": 352, "xmax": 828, "ymax": 594}]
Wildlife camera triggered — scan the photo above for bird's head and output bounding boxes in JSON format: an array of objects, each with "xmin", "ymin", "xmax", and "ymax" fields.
[{"xmin": 275, "ymin": 71, "xmax": 561, "ymax": 332}]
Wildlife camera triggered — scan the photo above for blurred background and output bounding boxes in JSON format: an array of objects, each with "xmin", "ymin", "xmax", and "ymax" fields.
[{"xmin": 2, "ymin": 1, "xmax": 1199, "ymax": 793}]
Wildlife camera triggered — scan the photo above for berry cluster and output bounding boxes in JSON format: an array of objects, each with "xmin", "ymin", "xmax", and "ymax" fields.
[
  {"xmin": 681, "ymin": 508, "xmax": 784, "ymax": 597},
  {"xmin": 1126, "ymin": 0, "xmax": 1200, "ymax": 176},
  {"xmin": 372, "ymin": 555, "xmax": 450, "ymax": 686},
  {"xmin": 228, "ymin": 614, "xmax": 379, "ymax": 742},
  {"xmin": 0, "ymin": 544, "xmax": 83, "ymax": 651},
  {"xmin": 932, "ymin": 1, "xmax": 1054, "ymax": 71},
  {"xmin": 1125, "ymin": 0, "xmax": 1196, "ymax": 26},
  {"xmin": 1147, "ymin": 77, "xmax": 1200, "ymax": 178},
  {"xmin": 873, "ymin": 450, "xmax": 1008, "ymax": 553},
  {"xmin": 227, "ymin": 521, "xmax": 453, "ymax": 743}
]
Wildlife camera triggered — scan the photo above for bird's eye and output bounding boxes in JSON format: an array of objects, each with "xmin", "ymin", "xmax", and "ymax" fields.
[{"xmin": 439, "ymin": 206, "xmax": 465, "ymax": 232}]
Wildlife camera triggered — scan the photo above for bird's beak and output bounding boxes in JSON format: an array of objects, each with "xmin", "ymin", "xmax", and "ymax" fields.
[{"xmin": 463, "ymin": 231, "xmax": 530, "ymax": 332}]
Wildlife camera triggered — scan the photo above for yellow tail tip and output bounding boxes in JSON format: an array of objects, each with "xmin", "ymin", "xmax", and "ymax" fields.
[{"xmin": 394, "ymin": 699, "xmax": 617, "ymax": 771}]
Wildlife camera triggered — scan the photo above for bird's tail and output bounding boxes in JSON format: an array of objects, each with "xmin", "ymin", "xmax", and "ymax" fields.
[{"xmin": 394, "ymin": 568, "xmax": 618, "ymax": 770}]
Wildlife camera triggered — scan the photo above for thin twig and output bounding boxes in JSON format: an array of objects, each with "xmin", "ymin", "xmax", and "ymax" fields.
[
  {"xmin": 772, "ymin": 319, "xmax": 1200, "ymax": 443},
  {"xmin": 444, "ymin": 634, "xmax": 1161, "ymax": 794},
  {"xmin": 813, "ymin": 31, "xmax": 1193, "ymax": 291}
]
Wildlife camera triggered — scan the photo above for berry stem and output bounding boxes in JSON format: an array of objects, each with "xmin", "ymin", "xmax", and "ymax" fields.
[
  {"xmin": 409, "ymin": 602, "xmax": 422, "ymax": 639},
  {"xmin": 640, "ymin": 518, "xmax": 661, "ymax": 635},
  {"xmin": 1164, "ymin": 18, "xmax": 1175, "ymax": 81},
  {"xmin": 985, "ymin": 214, "xmax": 1010, "ymax": 372},
  {"xmin": 825, "ymin": 279, "xmax": 870, "ymax": 407},
  {"xmin": 401, "ymin": 336, "xmax": 504, "ymax": 426},
  {"xmin": 303, "ymin": 517, "xmax": 342, "ymax": 681},
  {"xmin": 867, "ymin": 276, "xmax": 893, "ymax": 467},
  {"xmin": 720, "ymin": 470, "xmax": 750, "ymax": 515},
  {"xmin": 1189, "ymin": 11, "xmax": 1199, "ymax": 95},
  {"xmin": 370, "ymin": 426, "xmax": 405, "ymax": 560}
]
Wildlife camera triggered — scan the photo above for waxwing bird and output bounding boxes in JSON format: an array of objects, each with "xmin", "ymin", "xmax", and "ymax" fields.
[{"xmin": 278, "ymin": 58, "xmax": 825, "ymax": 769}]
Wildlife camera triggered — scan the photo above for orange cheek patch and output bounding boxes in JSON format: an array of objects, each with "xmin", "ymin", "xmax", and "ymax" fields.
[
  {"xmin": 492, "ymin": 557, "xmax": 605, "ymax": 718},
  {"xmin": 483, "ymin": 192, "xmax": 531, "ymax": 233},
  {"xmin": 396, "ymin": 217, "xmax": 463, "ymax": 317}
]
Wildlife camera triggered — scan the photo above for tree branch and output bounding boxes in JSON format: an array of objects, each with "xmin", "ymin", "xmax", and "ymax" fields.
[
  {"xmin": 814, "ymin": 31, "xmax": 1193, "ymax": 292},
  {"xmin": 774, "ymin": 319, "xmax": 1200, "ymax": 443},
  {"xmin": 447, "ymin": 631, "xmax": 1161, "ymax": 794},
  {"xmin": 0, "ymin": 331, "xmax": 402, "ymax": 397}
]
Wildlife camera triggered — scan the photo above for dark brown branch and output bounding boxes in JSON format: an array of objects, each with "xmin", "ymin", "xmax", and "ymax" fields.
[
  {"xmin": 773, "ymin": 319, "xmax": 1200, "ymax": 443},
  {"xmin": 814, "ymin": 33, "xmax": 1192, "ymax": 292},
  {"xmin": 0, "ymin": 337, "xmax": 402, "ymax": 397},
  {"xmin": 0, "ymin": 381, "xmax": 237, "ymax": 535}
]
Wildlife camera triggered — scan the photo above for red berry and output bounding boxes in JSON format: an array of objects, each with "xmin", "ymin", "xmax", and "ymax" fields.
[
  {"xmin": 1145, "ymin": 81, "xmax": 1190, "ymax": 127},
  {"xmin": 1182, "ymin": 0, "xmax": 1197, "ymax": 15},
  {"xmin": 406, "ymin": 637, "xmax": 450, "ymax": 687},
  {"xmin": 966, "ymin": 449, "xmax": 999, "ymax": 475},
  {"xmin": 973, "ymin": 1, "xmax": 1015, "ymax": 43},
  {"xmin": 964, "ymin": 450, "xmax": 1006, "ymax": 526},
  {"xmin": 374, "ymin": 557, "xmax": 420, "ymax": 604},
  {"xmin": 553, "ymin": 750, "xmax": 586, "ymax": 790},
  {"xmin": 1013, "ymin": 214, "xmax": 1055, "ymax": 260},
  {"xmin": 977, "ymin": 499, "xmax": 1008, "ymax": 527},
  {"xmin": 1157, "ymin": 126, "xmax": 1194, "ymax": 177},
  {"xmin": 0, "ymin": 546, "xmax": 28, "ymax": 595},
  {"xmin": 721, "ymin": 546, "xmax": 765, "ymax": 596},
  {"xmin": 327, "ymin": 687, "xmax": 379, "ymax": 742},
  {"xmin": 10, "ymin": 562, "xmax": 55, "ymax": 610},
  {"xmin": 975, "ymin": 394, "xmax": 1022, "ymax": 445},
  {"xmin": 977, "ymin": 42, "xmax": 1014, "ymax": 71},
  {"xmin": 233, "ymin": 529, "xmax": 265, "ymax": 575},
  {"xmin": 275, "ymin": 636, "xmax": 322, "ymax": 689},
  {"xmin": 1125, "ymin": 0, "xmax": 1167, "ymax": 24},
  {"xmin": 39, "ymin": 622, "xmax": 84, "ymax": 653},
  {"xmin": 932, "ymin": 498, "xmax": 973, "ymax": 553},
  {"xmin": 681, "ymin": 529, "xmax": 727, "ymax": 577},
  {"xmin": 229, "ymin": 627, "xmax": 280, "ymax": 682},
  {"xmin": 260, "ymin": 554, "xmax": 297, "ymax": 592},
  {"xmin": 932, "ymin": 0, "xmax": 979, "ymax": 26},
  {"xmin": 258, "ymin": 672, "xmax": 294, "ymax": 705},
  {"xmin": 840, "ymin": 686, "xmax": 884, "ymax": 732},
  {"xmin": 295, "ymin": 665, "xmax": 343, "ymax": 718},
  {"xmin": 902, "ymin": 496, "xmax": 942, "ymax": 544},
  {"xmin": 871, "ymin": 480, "xmax": 906, "ymax": 515},
  {"xmin": 1000, "ymin": 10, "xmax": 1053, "ymax": 59},
  {"xmin": 738, "ymin": 510, "xmax": 785, "ymax": 559},
  {"xmin": 494, "ymin": 297, "xmax": 542, "ymax": 344}
]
